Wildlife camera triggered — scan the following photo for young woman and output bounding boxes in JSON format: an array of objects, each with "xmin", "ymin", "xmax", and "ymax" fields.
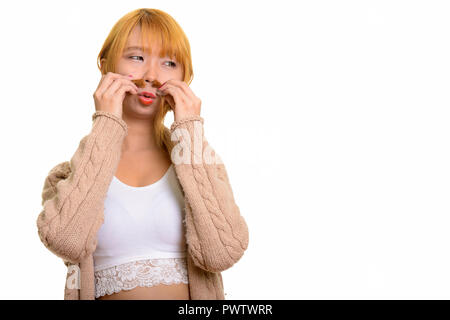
[{"xmin": 37, "ymin": 8, "xmax": 249, "ymax": 300}]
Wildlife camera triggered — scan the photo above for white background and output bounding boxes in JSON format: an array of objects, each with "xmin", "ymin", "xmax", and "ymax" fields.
[{"xmin": 0, "ymin": 0, "xmax": 449, "ymax": 299}]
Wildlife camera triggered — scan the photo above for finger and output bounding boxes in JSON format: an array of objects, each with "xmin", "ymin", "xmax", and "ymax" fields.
[
  {"xmin": 108, "ymin": 78, "xmax": 139, "ymax": 98},
  {"xmin": 162, "ymin": 85, "xmax": 187, "ymax": 109},
  {"xmin": 98, "ymin": 73, "xmax": 138, "ymax": 97},
  {"xmin": 117, "ymin": 83, "xmax": 139, "ymax": 96},
  {"xmin": 104, "ymin": 78, "xmax": 136, "ymax": 98},
  {"xmin": 103, "ymin": 77, "xmax": 122, "ymax": 98},
  {"xmin": 97, "ymin": 72, "xmax": 122, "ymax": 97},
  {"xmin": 160, "ymin": 80, "xmax": 197, "ymax": 101}
]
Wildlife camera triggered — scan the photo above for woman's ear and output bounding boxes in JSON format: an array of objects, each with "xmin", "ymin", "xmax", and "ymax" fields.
[{"xmin": 100, "ymin": 58, "xmax": 106, "ymax": 74}]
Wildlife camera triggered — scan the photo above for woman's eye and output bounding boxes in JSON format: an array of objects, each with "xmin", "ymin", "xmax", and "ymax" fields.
[
  {"xmin": 129, "ymin": 56, "xmax": 176, "ymax": 68},
  {"xmin": 165, "ymin": 61, "xmax": 177, "ymax": 68}
]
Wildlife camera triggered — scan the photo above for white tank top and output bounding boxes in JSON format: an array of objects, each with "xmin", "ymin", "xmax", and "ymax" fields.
[{"xmin": 93, "ymin": 164, "xmax": 187, "ymax": 272}]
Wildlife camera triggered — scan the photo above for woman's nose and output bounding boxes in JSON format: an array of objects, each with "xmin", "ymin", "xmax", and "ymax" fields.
[{"xmin": 143, "ymin": 68, "xmax": 158, "ymax": 80}]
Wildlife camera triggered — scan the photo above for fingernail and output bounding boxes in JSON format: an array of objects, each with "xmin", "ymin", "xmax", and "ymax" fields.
[{"xmin": 158, "ymin": 81, "xmax": 166, "ymax": 89}]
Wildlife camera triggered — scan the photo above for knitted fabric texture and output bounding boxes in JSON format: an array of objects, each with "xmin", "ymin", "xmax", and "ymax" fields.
[{"xmin": 37, "ymin": 111, "xmax": 249, "ymax": 300}]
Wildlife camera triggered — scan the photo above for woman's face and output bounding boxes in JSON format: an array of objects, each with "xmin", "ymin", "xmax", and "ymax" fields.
[{"xmin": 113, "ymin": 25, "xmax": 184, "ymax": 117}]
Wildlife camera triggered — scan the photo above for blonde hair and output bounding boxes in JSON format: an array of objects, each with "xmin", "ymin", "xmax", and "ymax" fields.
[{"xmin": 96, "ymin": 8, "xmax": 194, "ymax": 155}]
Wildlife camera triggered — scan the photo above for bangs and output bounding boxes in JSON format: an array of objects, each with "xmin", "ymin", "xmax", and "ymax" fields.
[
  {"xmin": 124, "ymin": 16, "xmax": 184, "ymax": 63},
  {"xmin": 141, "ymin": 23, "xmax": 170, "ymax": 57}
]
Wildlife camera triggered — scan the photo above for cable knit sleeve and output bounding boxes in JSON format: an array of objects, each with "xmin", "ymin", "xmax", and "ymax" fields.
[
  {"xmin": 36, "ymin": 111, "xmax": 128, "ymax": 264},
  {"xmin": 169, "ymin": 115, "xmax": 249, "ymax": 273}
]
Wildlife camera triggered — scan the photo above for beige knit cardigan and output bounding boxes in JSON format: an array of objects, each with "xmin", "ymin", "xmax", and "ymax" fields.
[{"xmin": 36, "ymin": 111, "xmax": 249, "ymax": 300}]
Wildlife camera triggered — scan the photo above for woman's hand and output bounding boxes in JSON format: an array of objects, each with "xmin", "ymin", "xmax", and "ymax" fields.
[
  {"xmin": 93, "ymin": 72, "xmax": 139, "ymax": 119},
  {"xmin": 157, "ymin": 80, "xmax": 201, "ymax": 122}
]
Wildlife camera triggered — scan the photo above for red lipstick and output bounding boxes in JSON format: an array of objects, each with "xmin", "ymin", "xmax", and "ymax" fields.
[
  {"xmin": 138, "ymin": 96, "xmax": 154, "ymax": 105},
  {"xmin": 137, "ymin": 91, "xmax": 156, "ymax": 106},
  {"xmin": 138, "ymin": 91, "xmax": 156, "ymax": 99}
]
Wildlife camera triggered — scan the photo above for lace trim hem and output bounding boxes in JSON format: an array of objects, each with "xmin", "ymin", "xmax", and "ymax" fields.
[{"xmin": 94, "ymin": 257, "xmax": 189, "ymax": 298}]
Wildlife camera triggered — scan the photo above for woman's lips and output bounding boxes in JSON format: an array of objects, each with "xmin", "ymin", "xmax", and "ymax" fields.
[
  {"xmin": 137, "ymin": 91, "xmax": 156, "ymax": 105},
  {"xmin": 138, "ymin": 95, "xmax": 154, "ymax": 105},
  {"xmin": 138, "ymin": 91, "xmax": 156, "ymax": 98}
]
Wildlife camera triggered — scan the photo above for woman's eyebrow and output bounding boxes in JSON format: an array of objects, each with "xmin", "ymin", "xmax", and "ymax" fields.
[
  {"xmin": 125, "ymin": 46, "xmax": 146, "ymax": 52},
  {"xmin": 124, "ymin": 46, "xmax": 171, "ymax": 58}
]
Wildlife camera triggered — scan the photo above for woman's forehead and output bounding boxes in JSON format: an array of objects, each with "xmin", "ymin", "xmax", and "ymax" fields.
[
  {"xmin": 124, "ymin": 38, "xmax": 165, "ymax": 55},
  {"xmin": 125, "ymin": 26, "xmax": 173, "ymax": 55},
  {"xmin": 129, "ymin": 26, "xmax": 162, "ymax": 46},
  {"xmin": 126, "ymin": 37, "xmax": 164, "ymax": 52}
]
